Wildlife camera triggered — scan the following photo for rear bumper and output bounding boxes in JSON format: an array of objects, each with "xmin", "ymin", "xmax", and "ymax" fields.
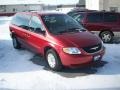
[
  {"xmin": 113, "ymin": 32, "xmax": 120, "ymax": 37},
  {"xmin": 59, "ymin": 47, "xmax": 105, "ymax": 67}
]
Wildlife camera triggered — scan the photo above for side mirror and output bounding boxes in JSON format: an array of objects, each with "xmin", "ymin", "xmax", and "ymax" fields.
[
  {"xmin": 40, "ymin": 31, "xmax": 46, "ymax": 35},
  {"xmin": 35, "ymin": 28, "xmax": 46, "ymax": 35}
]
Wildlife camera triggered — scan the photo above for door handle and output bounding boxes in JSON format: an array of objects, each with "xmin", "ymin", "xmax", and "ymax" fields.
[
  {"xmin": 24, "ymin": 33, "xmax": 27, "ymax": 36},
  {"xmin": 25, "ymin": 33, "xmax": 30, "ymax": 37},
  {"xmin": 24, "ymin": 33, "xmax": 30, "ymax": 37},
  {"xmin": 27, "ymin": 34, "xmax": 30, "ymax": 37}
]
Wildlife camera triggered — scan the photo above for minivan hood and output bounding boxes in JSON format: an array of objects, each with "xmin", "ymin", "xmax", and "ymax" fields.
[{"xmin": 56, "ymin": 32, "xmax": 101, "ymax": 48}]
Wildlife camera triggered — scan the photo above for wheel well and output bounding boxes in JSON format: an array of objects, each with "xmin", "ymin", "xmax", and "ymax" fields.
[
  {"xmin": 11, "ymin": 33, "xmax": 16, "ymax": 38},
  {"xmin": 44, "ymin": 46, "xmax": 52, "ymax": 55},
  {"xmin": 44, "ymin": 46, "xmax": 63, "ymax": 67},
  {"xmin": 99, "ymin": 30, "xmax": 114, "ymax": 37},
  {"xmin": 44, "ymin": 46, "xmax": 59, "ymax": 58}
]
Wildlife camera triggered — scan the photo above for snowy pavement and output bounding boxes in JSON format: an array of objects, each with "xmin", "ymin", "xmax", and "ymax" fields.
[{"xmin": 0, "ymin": 17, "xmax": 120, "ymax": 90}]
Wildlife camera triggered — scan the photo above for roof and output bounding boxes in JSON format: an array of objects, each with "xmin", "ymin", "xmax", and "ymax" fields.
[
  {"xmin": 37, "ymin": 11, "xmax": 64, "ymax": 15},
  {"xmin": 68, "ymin": 9, "xmax": 120, "ymax": 13}
]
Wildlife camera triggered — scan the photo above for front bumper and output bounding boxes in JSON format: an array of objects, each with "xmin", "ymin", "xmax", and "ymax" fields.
[{"xmin": 59, "ymin": 47, "xmax": 105, "ymax": 67}]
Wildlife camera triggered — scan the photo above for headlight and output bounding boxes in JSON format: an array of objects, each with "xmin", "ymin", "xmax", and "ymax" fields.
[
  {"xmin": 101, "ymin": 40, "xmax": 105, "ymax": 49},
  {"xmin": 63, "ymin": 47, "xmax": 81, "ymax": 54},
  {"xmin": 101, "ymin": 40, "xmax": 104, "ymax": 45},
  {"xmin": 101, "ymin": 40, "xmax": 104, "ymax": 46}
]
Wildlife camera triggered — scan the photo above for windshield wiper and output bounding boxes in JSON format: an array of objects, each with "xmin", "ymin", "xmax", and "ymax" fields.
[
  {"xmin": 57, "ymin": 28, "xmax": 86, "ymax": 34},
  {"xmin": 79, "ymin": 28, "xmax": 87, "ymax": 32},
  {"xmin": 67, "ymin": 27, "xmax": 85, "ymax": 33},
  {"xmin": 57, "ymin": 30, "xmax": 68, "ymax": 34},
  {"xmin": 68, "ymin": 27, "xmax": 86, "ymax": 31},
  {"xmin": 57, "ymin": 29, "xmax": 79, "ymax": 34}
]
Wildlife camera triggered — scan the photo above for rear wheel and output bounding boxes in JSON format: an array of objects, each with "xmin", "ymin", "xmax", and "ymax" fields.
[
  {"xmin": 100, "ymin": 31, "xmax": 113, "ymax": 43},
  {"xmin": 12, "ymin": 37, "xmax": 21, "ymax": 49},
  {"xmin": 46, "ymin": 49, "xmax": 63, "ymax": 71}
]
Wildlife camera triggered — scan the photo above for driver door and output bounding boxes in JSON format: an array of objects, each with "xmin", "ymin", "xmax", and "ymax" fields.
[{"xmin": 27, "ymin": 15, "xmax": 46, "ymax": 54}]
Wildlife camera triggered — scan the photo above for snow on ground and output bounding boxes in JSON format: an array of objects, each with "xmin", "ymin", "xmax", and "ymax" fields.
[{"xmin": 0, "ymin": 17, "xmax": 120, "ymax": 90}]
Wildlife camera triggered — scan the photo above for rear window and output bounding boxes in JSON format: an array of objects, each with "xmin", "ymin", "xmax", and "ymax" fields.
[
  {"xmin": 11, "ymin": 13, "xmax": 31, "ymax": 29},
  {"xmin": 87, "ymin": 13, "xmax": 103, "ymax": 23},
  {"xmin": 103, "ymin": 13, "xmax": 118, "ymax": 22}
]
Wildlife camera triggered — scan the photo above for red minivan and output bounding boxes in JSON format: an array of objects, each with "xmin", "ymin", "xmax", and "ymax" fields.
[
  {"xmin": 68, "ymin": 10, "xmax": 120, "ymax": 43},
  {"xmin": 9, "ymin": 12, "xmax": 105, "ymax": 71}
]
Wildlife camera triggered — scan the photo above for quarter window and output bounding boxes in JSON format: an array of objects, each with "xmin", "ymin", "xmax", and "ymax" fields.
[
  {"xmin": 103, "ymin": 13, "xmax": 118, "ymax": 22},
  {"xmin": 11, "ymin": 13, "xmax": 31, "ymax": 30}
]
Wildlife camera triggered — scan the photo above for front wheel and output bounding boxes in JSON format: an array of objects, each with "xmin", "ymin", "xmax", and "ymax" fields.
[
  {"xmin": 46, "ymin": 49, "xmax": 63, "ymax": 71},
  {"xmin": 100, "ymin": 31, "xmax": 113, "ymax": 43}
]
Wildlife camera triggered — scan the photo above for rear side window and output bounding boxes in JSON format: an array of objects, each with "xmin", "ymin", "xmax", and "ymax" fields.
[
  {"xmin": 87, "ymin": 13, "xmax": 103, "ymax": 23},
  {"xmin": 103, "ymin": 13, "xmax": 118, "ymax": 22},
  {"xmin": 11, "ymin": 13, "xmax": 31, "ymax": 30}
]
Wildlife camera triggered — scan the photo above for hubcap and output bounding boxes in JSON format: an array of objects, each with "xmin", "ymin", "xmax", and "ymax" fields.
[
  {"xmin": 13, "ymin": 38, "xmax": 17, "ymax": 47},
  {"xmin": 47, "ymin": 53, "xmax": 56, "ymax": 68},
  {"xmin": 102, "ymin": 33, "xmax": 111, "ymax": 42}
]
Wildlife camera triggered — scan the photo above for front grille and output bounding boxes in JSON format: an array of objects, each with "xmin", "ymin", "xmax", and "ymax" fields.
[{"xmin": 83, "ymin": 43, "xmax": 102, "ymax": 53}]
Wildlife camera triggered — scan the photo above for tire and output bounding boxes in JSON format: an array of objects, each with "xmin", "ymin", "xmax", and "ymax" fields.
[
  {"xmin": 100, "ymin": 31, "xmax": 113, "ymax": 43},
  {"xmin": 46, "ymin": 49, "xmax": 63, "ymax": 71},
  {"xmin": 12, "ymin": 37, "xmax": 21, "ymax": 49}
]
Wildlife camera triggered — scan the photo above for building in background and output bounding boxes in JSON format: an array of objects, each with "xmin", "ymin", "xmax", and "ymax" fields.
[
  {"xmin": 79, "ymin": 0, "xmax": 85, "ymax": 6},
  {"xmin": 3, "ymin": 0, "xmax": 120, "ymax": 14},
  {"xmin": 86, "ymin": 0, "xmax": 120, "ymax": 12},
  {"xmin": 56, "ymin": 0, "xmax": 85, "ymax": 13},
  {"xmin": 0, "ymin": 0, "xmax": 44, "ymax": 13},
  {"xmin": 1, "ymin": 0, "xmax": 120, "ymax": 14},
  {"xmin": 0, "ymin": 4, "xmax": 44, "ymax": 13},
  {"xmin": 0, "ymin": 0, "xmax": 85, "ymax": 15}
]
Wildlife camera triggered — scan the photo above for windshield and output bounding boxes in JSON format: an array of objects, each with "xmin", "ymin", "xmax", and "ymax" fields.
[{"xmin": 41, "ymin": 14, "xmax": 85, "ymax": 34}]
